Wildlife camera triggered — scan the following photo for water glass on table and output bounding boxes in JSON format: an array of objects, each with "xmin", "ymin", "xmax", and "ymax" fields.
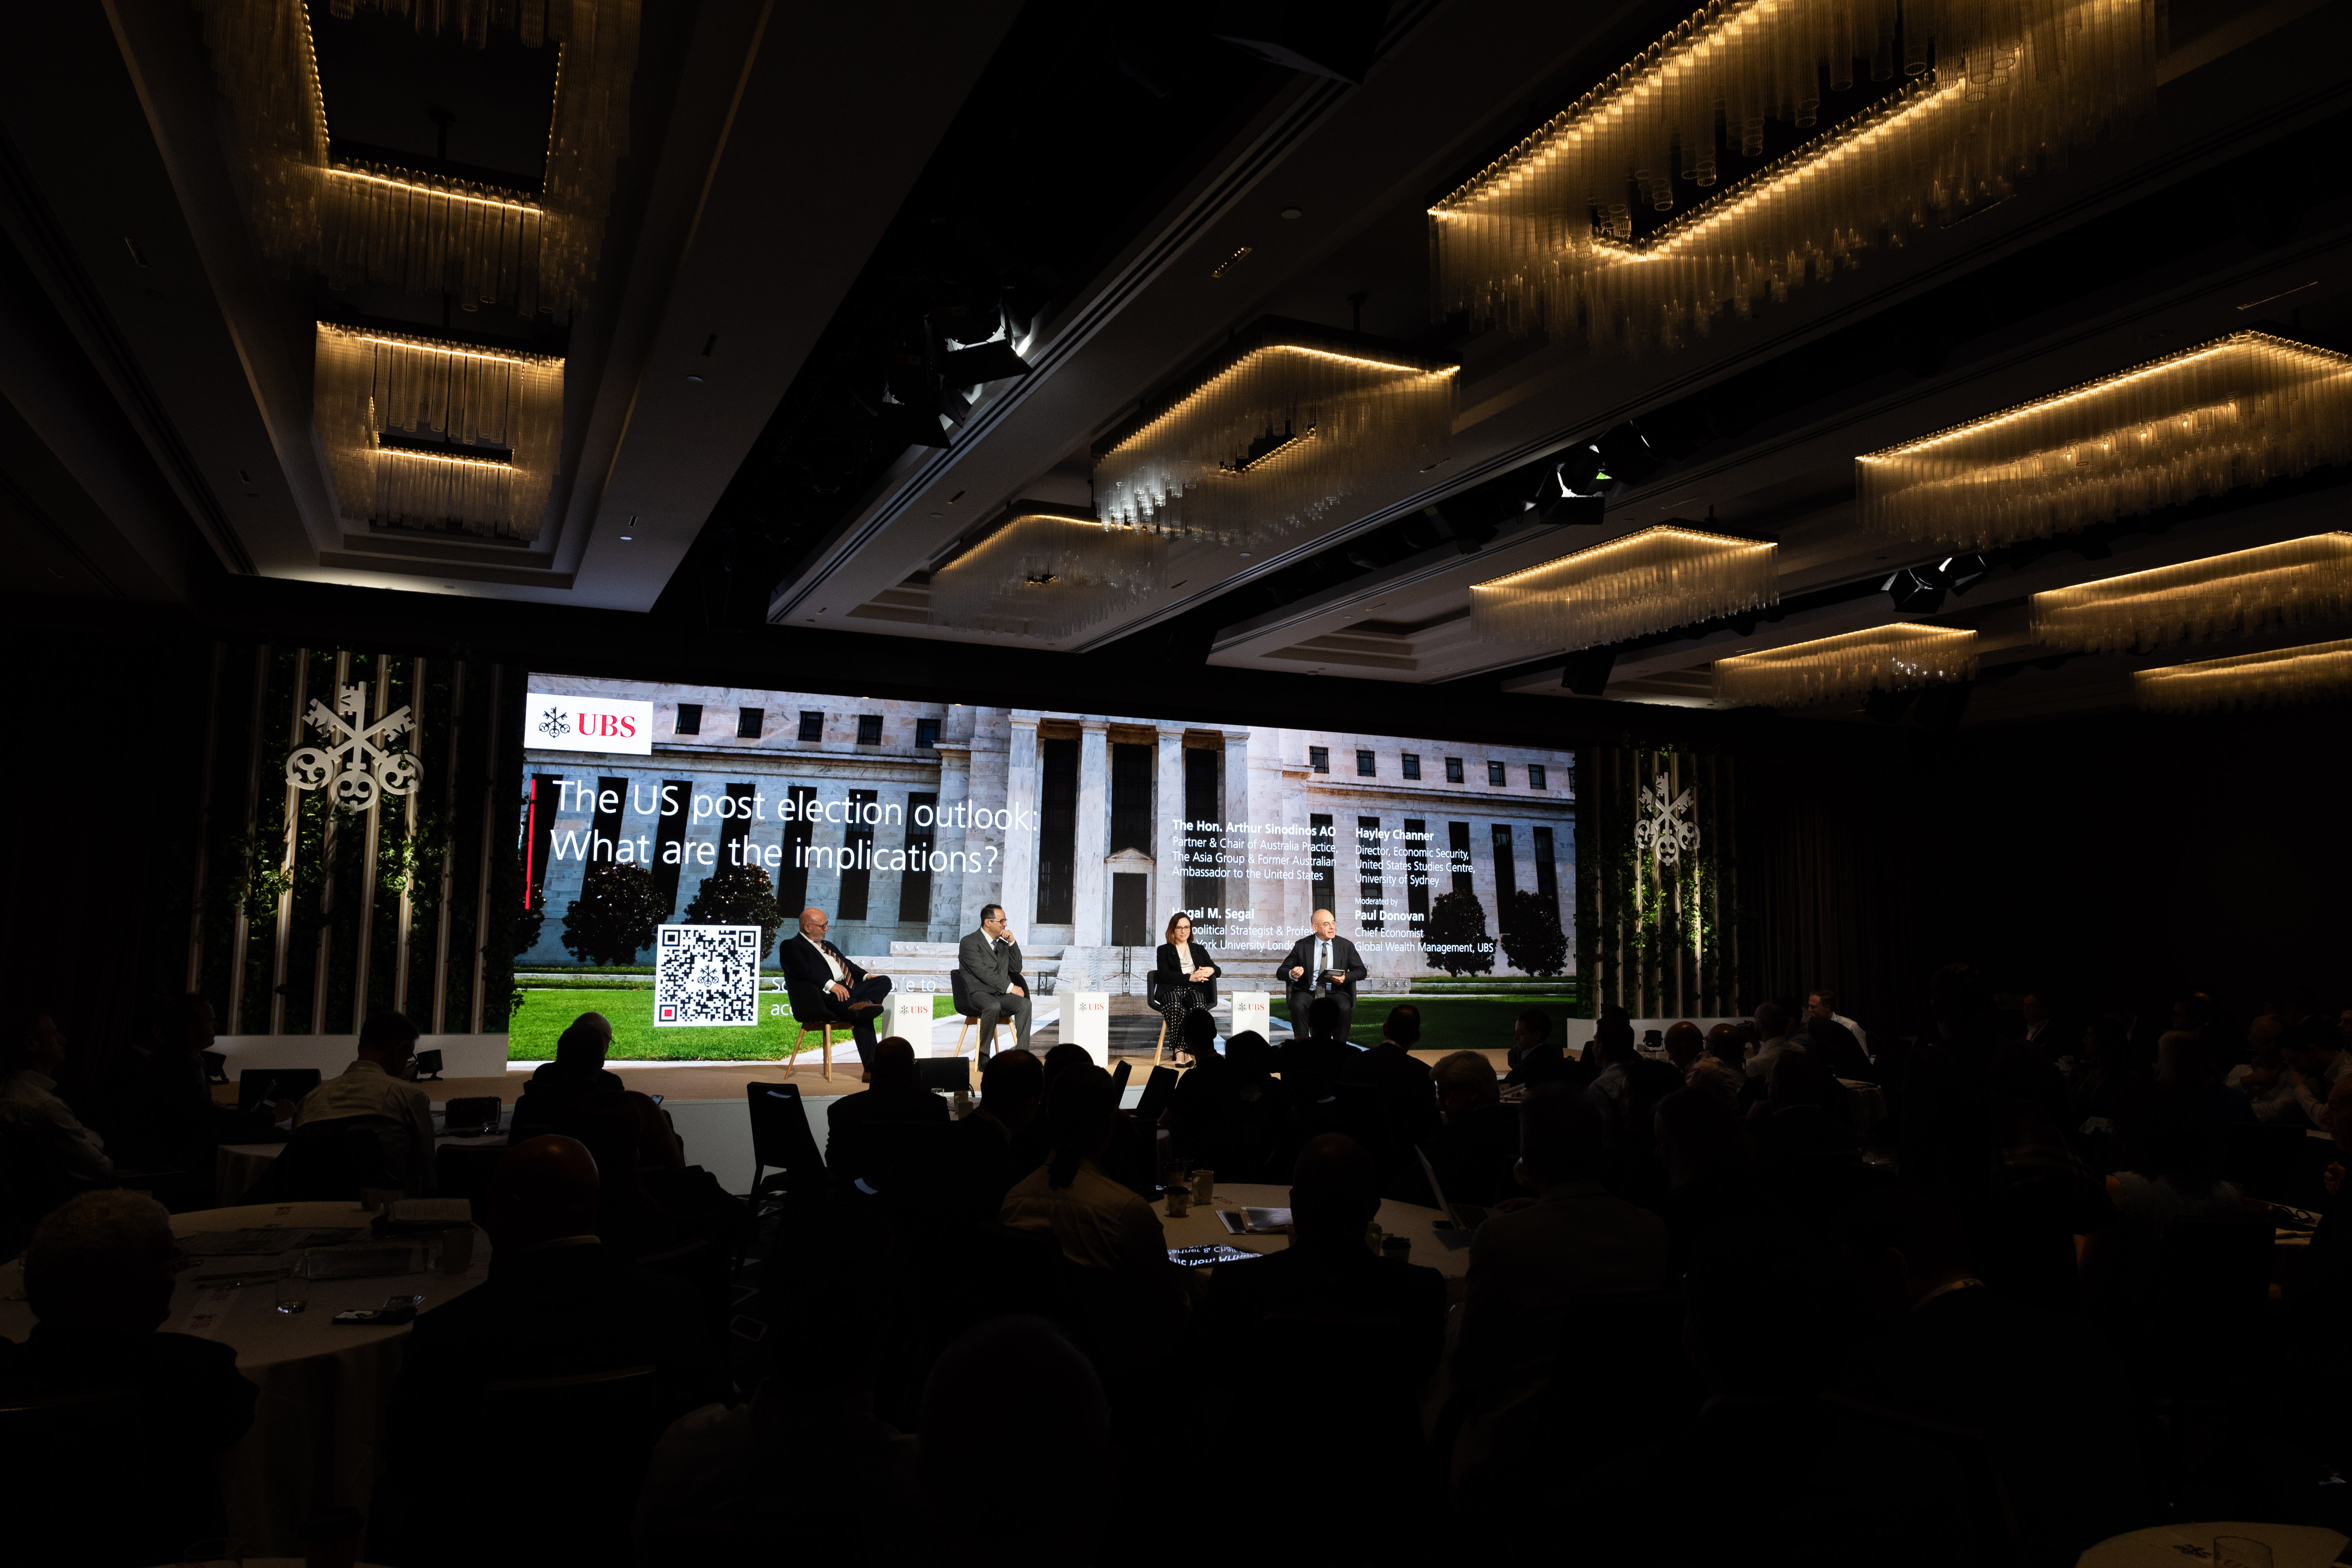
[{"xmin": 276, "ymin": 1252, "xmax": 310, "ymax": 1314}]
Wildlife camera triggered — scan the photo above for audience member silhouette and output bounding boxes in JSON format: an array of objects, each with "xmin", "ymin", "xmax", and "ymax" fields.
[
  {"xmin": 1652, "ymin": 1086, "xmax": 1763, "ymax": 1274},
  {"xmin": 515, "ymin": 1013, "xmax": 626, "ymax": 1135},
  {"xmin": 1198, "ymin": 1133, "xmax": 1446, "ymax": 1561},
  {"xmin": 1502, "ymin": 1006, "xmax": 1570, "ymax": 1087},
  {"xmin": 1, "ymin": 1190, "xmax": 258, "ymax": 1568},
  {"xmin": 825, "ymin": 1036, "xmax": 949, "ymax": 1194},
  {"xmin": 1419, "ymin": 1049, "xmax": 1520, "ymax": 1207},
  {"xmin": 1840, "ymin": 1188, "xmax": 2148, "ymax": 1566},
  {"xmin": 1451, "ymin": 1085, "xmax": 1669, "ymax": 1402},
  {"xmin": 290, "ymin": 1011, "xmax": 436, "ymax": 1194},
  {"xmin": 919, "ymin": 1316, "xmax": 1111, "ymax": 1567},
  {"xmin": 0, "ymin": 1007, "xmax": 112, "ymax": 1194}
]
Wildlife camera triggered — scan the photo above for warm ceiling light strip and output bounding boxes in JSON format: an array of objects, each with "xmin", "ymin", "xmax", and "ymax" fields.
[
  {"xmin": 1470, "ymin": 524, "xmax": 1778, "ymax": 651},
  {"xmin": 929, "ymin": 512, "xmax": 1161, "ymax": 640},
  {"xmin": 2030, "ymin": 532, "xmax": 2352, "ymax": 653},
  {"xmin": 1860, "ymin": 334, "xmax": 2352, "ymax": 548},
  {"xmin": 1713, "ymin": 622, "xmax": 1976, "ymax": 708},
  {"xmin": 1094, "ymin": 332, "xmax": 1457, "ymax": 551},
  {"xmin": 314, "ymin": 323, "xmax": 564, "ymax": 541},
  {"xmin": 1429, "ymin": 0, "xmax": 2154, "ymax": 352},
  {"xmin": 194, "ymin": 0, "xmax": 639, "ymax": 319},
  {"xmin": 2135, "ymin": 638, "xmax": 2352, "ymax": 714}
]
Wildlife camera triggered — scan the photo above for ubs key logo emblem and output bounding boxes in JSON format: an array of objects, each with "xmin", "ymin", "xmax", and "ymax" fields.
[{"xmin": 537, "ymin": 705, "xmax": 572, "ymax": 740}]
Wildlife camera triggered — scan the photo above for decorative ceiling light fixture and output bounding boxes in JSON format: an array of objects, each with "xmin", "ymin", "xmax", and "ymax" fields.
[
  {"xmin": 1429, "ymin": 0, "xmax": 2153, "ymax": 352},
  {"xmin": 2031, "ymin": 532, "xmax": 2352, "ymax": 653},
  {"xmin": 929, "ymin": 509, "xmax": 1161, "ymax": 640},
  {"xmin": 195, "ymin": 0, "xmax": 639, "ymax": 319},
  {"xmin": 2136, "ymin": 638, "xmax": 2352, "ymax": 714},
  {"xmin": 1860, "ymin": 334, "xmax": 2352, "ymax": 548},
  {"xmin": 314, "ymin": 323, "xmax": 563, "ymax": 540},
  {"xmin": 1470, "ymin": 524, "xmax": 1777, "ymax": 652},
  {"xmin": 1094, "ymin": 320, "xmax": 1457, "ymax": 553},
  {"xmin": 1713, "ymin": 622, "xmax": 1976, "ymax": 708}
]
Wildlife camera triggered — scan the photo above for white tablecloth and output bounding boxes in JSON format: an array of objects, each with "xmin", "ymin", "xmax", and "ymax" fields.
[
  {"xmin": 0, "ymin": 1200, "xmax": 492, "ymax": 1555},
  {"xmin": 1156, "ymin": 1181, "xmax": 1472, "ymax": 1279},
  {"xmin": 2078, "ymin": 1523, "xmax": 2346, "ymax": 1567}
]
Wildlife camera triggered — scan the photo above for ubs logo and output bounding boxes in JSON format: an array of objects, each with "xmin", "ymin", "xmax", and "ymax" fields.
[{"xmin": 537, "ymin": 705, "xmax": 572, "ymax": 740}]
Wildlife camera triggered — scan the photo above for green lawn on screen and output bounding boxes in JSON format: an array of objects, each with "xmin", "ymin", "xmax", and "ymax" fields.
[
  {"xmin": 1271, "ymin": 995, "xmax": 1578, "ymax": 1056},
  {"xmin": 509, "ymin": 988, "xmax": 957, "ymax": 1061}
]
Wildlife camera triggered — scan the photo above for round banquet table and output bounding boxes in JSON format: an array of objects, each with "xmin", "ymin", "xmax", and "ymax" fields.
[
  {"xmin": 216, "ymin": 1105, "xmax": 514, "ymax": 1206},
  {"xmin": 2076, "ymin": 1523, "xmax": 2347, "ymax": 1567},
  {"xmin": 0, "ymin": 1200, "xmax": 491, "ymax": 1556},
  {"xmin": 1155, "ymin": 1181, "xmax": 1473, "ymax": 1279}
]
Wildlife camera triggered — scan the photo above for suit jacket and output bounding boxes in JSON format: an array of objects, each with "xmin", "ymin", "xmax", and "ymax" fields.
[
  {"xmin": 958, "ymin": 930, "xmax": 1025, "ymax": 998},
  {"xmin": 779, "ymin": 933, "xmax": 869, "ymax": 1020},
  {"xmin": 1154, "ymin": 942, "xmax": 1222, "ymax": 1007},
  {"xmin": 1278, "ymin": 933, "xmax": 1367, "ymax": 1001},
  {"xmin": 824, "ymin": 1082, "xmax": 950, "ymax": 1177}
]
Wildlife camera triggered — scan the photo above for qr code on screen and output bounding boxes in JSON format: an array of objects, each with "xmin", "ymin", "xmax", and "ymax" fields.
[{"xmin": 653, "ymin": 925, "xmax": 761, "ymax": 1027}]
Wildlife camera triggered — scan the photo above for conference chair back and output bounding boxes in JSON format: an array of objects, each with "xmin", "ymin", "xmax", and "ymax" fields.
[
  {"xmin": 236, "ymin": 1067, "xmax": 322, "ymax": 1115},
  {"xmin": 1108, "ymin": 1059, "xmax": 1131, "ymax": 1094},
  {"xmin": 1817, "ymin": 1393, "xmax": 2029, "ymax": 1568},
  {"xmin": 949, "ymin": 968, "xmax": 986, "ymax": 1022},
  {"xmin": 1134, "ymin": 1065, "xmax": 1179, "ymax": 1125},
  {"xmin": 248, "ymin": 1114, "xmax": 408, "ymax": 1202},
  {"xmin": 745, "ymin": 1081, "xmax": 824, "ymax": 1200}
]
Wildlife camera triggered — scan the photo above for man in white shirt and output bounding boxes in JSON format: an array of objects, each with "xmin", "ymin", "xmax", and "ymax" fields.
[
  {"xmin": 293, "ymin": 1011, "xmax": 435, "ymax": 1193},
  {"xmin": 780, "ymin": 908, "xmax": 893, "ymax": 1076},
  {"xmin": 2020, "ymin": 993, "xmax": 2056, "ymax": 1045},
  {"xmin": 0, "ymin": 1010, "xmax": 113, "ymax": 1186},
  {"xmin": 2284, "ymin": 1020, "xmax": 2352, "ymax": 1131},
  {"xmin": 1806, "ymin": 989, "xmax": 1869, "ymax": 1060}
]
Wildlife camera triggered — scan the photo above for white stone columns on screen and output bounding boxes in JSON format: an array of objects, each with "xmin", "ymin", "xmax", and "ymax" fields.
[
  {"xmin": 1218, "ymin": 728, "xmax": 1251, "ymax": 945},
  {"xmin": 1000, "ymin": 715, "xmax": 1039, "ymax": 937},
  {"xmin": 929, "ymin": 739, "xmax": 970, "ymax": 941},
  {"xmin": 958, "ymin": 708, "xmax": 1007, "ymax": 934},
  {"xmin": 1154, "ymin": 726, "xmax": 1186, "ymax": 924},
  {"xmin": 1075, "ymin": 720, "xmax": 1109, "ymax": 947},
  {"xmin": 1248, "ymin": 731, "xmax": 1292, "ymax": 947}
]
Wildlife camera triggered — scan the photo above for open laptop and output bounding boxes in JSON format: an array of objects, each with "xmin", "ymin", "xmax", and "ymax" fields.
[{"xmin": 1416, "ymin": 1147, "xmax": 1493, "ymax": 1235}]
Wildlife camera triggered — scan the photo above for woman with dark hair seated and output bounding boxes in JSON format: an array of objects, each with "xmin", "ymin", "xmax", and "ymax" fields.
[{"xmin": 1153, "ymin": 913, "xmax": 1222, "ymax": 1060}]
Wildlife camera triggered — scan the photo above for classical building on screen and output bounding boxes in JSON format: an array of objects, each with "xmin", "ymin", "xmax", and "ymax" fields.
[{"xmin": 519, "ymin": 676, "xmax": 1576, "ymax": 981}]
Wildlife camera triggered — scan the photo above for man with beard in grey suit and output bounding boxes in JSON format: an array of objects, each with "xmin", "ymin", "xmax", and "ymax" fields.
[{"xmin": 958, "ymin": 904, "xmax": 1029, "ymax": 1058}]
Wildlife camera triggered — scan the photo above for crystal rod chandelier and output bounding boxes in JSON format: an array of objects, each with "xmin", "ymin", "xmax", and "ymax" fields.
[
  {"xmin": 1429, "ymin": 0, "xmax": 2154, "ymax": 354},
  {"xmin": 314, "ymin": 324, "xmax": 564, "ymax": 541},
  {"xmin": 929, "ymin": 510, "xmax": 1161, "ymax": 641},
  {"xmin": 1859, "ymin": 334, "xmax": 2352, "ymax": 549},
  {"xmin": 2136, "ymin": 639, "xmax": 2352, "ymax": 714},
  {"xmin": 1093, "ymin": 322, "xmax": 1456, "ymax": 553},
  {"xmin": 1713, "ymin": 622, "xmax": 1976, "ymax": 708},
  {"xmin": 2030, "ymin": 533, "xmax": 2352, "ymax": 654},
  {"xmin": 1471, "ymin": 524, "xmax": 1778, "ymax": 652}
]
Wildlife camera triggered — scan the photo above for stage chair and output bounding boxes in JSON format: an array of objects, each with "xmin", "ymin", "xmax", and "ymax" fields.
[
  {"xmin": 949, "ymin": 971, "xmax": 989, "ymax": 1057},
  {"xmin": 1134, "ymin": 1065, "xmax": 1178, "ymax": 1126},
  {"xmin": 1109, "ymin": 1059, "xmax": 1131, "ymax": 1095},
  {"xmin": 784, "ymin": 1007, "xmax": 840, "ymax": 1080},
  {"xmin": 1145, "ymin": 972, "xmax": 1169, "ymax": 1065}
]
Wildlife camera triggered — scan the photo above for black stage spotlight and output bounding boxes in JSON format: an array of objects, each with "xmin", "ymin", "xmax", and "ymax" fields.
[
  {"xmin": 1593, "ymin": 419, "xmax": 1666, "ymax": 489},
  {"xmin": 1940, "ymin": 553, "xmax": 1991, "ymax": 594},
  {"xmin": 936, "ymin": 337, "xmax": 1031, "ymax": 390},
  {"xmin": 1554, "ymin": 443, "xmax": 1609, "ymax": 497},
  {"xmin": 1561, "ymin": 646, "xmax": 1615, "ymax": 695},
  {"xmin": 1882, "ymin": 565, "xmax": 1946, "ymax": 613}
]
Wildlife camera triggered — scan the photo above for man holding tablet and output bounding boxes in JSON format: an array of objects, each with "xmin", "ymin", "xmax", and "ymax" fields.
[{"xmin": 1280, "ymin": 909, "xmax": 1367, "ymax": 1040}]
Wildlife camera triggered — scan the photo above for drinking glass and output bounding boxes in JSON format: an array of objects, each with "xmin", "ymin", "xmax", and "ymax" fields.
[
  {"xmin": 2212, "ymin": 1539, "xmax": 2272, "ymax": 1568},
  {"xmin": 275, "ymin": 1253, "xmax": 309, "ymax": 1315}
]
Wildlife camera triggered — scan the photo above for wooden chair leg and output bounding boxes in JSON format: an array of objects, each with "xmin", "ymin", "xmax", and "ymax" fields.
[
  {"xmin": 1152, "ymin": 1014, "xmax": 1167, "ymax": 1067},
  {"xmin": 954, "ymin": 1014, "xmax": 973, "ymax": 1058},
  {"xmin": 822, "ymin": 1024, "xmax": 834, "ymax": 1081}
]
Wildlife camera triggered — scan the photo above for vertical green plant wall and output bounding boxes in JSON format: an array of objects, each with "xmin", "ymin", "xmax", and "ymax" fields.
[
  {"xmin": 1573, "ymin": 745, "xmax": 1742, "ymax": 1020},
  {"xmin": 189, "ymin": 645, "xmax": 525, "ymax": 1036}
]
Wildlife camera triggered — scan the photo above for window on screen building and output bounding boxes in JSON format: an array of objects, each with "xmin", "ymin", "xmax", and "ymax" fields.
[
  {"xmin": 1356, "ymin": 750, "xmax": 1376, "ymax": 777},
  {"xmin": 915, "ymin": 718, "xmax": 940, "ymax": 748},
  {"xmin": 737, "ymin": 707, "xmax": 764, "ymax": 740},
  {"xmin": 674, "ymin": 703, "xmax": 702, "ymax": 736},
  {"xmin": 1529, "ymin": 763, "xmax": 1547, "ymax": 790},
  {"xmin": 1309, "ymin": 746, "xmax": 1329, "ymax": 774},
  {"xmin": 1445, "ymin": 757, "xmax": 1464, "ymax": 784},
  {"xmin": 797, "ymin": 711, "xmax": 824, "ymax": 742},
  {"xmin": 857, "ymin": 714, "xmax": 884, "ymax": 745},
  {"xmin": 1401, "ymin": 753, "xmax": 1421, "ymax": 780},
  {"xmin": 1310, "ymin": 814, "xmax": 1336, "ymax": 914},
  {"xmin": 1486, "ymin": 760, "xmax": 1506, "ymax": 786}
]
